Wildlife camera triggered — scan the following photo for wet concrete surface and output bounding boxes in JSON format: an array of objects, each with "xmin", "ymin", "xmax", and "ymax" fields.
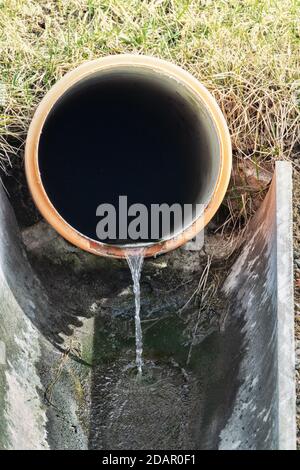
[{"xmin": 0, "ymin": 162, "xmax": 296, "ymax": 449}]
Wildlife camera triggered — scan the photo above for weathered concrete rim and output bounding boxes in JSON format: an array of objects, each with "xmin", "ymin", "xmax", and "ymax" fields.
[
  {"xmin": 217, "ymin": 161, "xmax": 296, "ymax": 450},
  {"xmin": 275, "ymin": 161, "xmax": 296, "ymax": 450}
]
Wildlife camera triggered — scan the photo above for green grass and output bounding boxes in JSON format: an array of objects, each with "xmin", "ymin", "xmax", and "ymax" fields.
[{"xmin": 0, "ymin": 0, "xmax": 299, "ymax": 224}]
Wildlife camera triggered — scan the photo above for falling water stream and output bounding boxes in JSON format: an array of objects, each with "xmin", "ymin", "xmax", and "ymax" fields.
[
  {"xmin": 126, "ymin": 249, "xmax": 145, "ymax": 375},
  {"xmin": 84, "ymin": 248, "xmax": 224, "ymax": 448}
]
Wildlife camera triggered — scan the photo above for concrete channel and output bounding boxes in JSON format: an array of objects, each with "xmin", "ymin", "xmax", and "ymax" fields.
[{"xmin": 0, "ymin": 161, "xmax": 295, "ymax": 450}]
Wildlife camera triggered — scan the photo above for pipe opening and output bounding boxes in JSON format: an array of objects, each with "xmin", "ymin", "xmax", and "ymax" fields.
[{"xmin": 38, "ymin": 67, "xmax": 221, "ymax": 246}]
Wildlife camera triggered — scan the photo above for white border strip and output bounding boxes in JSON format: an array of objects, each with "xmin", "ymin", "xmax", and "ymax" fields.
[{"xmin": 276, "ymin": 161, "xmax": 296, "ymax": 450}]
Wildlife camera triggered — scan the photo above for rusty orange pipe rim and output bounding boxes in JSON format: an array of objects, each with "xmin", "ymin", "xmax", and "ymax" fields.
[{"xmin": 25, "ymin": 55, "xmax": 232, "ymax": 259}]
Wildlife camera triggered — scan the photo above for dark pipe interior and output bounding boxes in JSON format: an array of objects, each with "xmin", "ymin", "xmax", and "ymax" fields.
[{"xmin": 38, "ymin": 70, "xmax": 217, "ymax": 245}]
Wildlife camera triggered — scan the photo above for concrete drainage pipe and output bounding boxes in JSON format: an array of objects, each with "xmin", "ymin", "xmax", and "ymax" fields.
[{"xmin": 25, "ymin": 55, "xmax": 232, "ymax": 258}]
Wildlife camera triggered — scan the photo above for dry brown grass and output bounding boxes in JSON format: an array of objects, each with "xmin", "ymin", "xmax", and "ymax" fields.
[{"xmin": 0, "ymin": 0, "xmax": 299, "ymax": 225}]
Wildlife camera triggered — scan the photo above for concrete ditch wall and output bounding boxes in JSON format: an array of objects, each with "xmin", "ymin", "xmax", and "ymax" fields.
[
  {"xmin": 0, "ymin": 162, "xmax": 295, "ymax": 449},
  {"xmin": 199, "ymin": 161, "xmax": 295, "ymax": 450}
]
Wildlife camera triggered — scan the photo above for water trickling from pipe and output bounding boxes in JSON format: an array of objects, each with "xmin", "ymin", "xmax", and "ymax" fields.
[{"xmin": 126, "ymin": 249, "xmax": 145, "ymax": 375}]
